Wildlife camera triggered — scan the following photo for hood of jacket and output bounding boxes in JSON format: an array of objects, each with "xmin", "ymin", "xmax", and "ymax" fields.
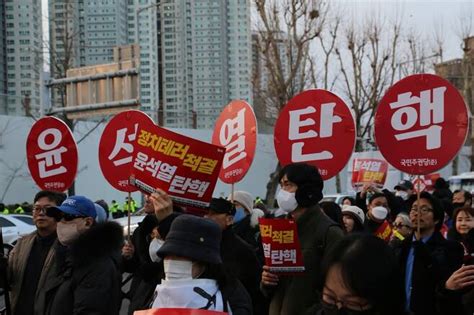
[{"xmin": 69, "ymin": 221, "xmax": 124, "ymax": 266}]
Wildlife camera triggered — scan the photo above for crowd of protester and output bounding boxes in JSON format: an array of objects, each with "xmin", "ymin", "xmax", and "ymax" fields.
[{"xmin": 3, "ymin": 162, "xmax": 474, "ymax": 314}]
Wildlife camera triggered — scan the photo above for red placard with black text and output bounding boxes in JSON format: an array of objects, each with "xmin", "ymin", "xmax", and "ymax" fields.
[
  {"xmin": 258, "ymin": 218, "xmax": 305, "ymax": 274},
  {"xmin": 351, "ymin": 158, "xmax": 388, "ymax": 190},
  {"xmin": 130, "ymin": 121, "xmax": 225, "ymax": 208}
]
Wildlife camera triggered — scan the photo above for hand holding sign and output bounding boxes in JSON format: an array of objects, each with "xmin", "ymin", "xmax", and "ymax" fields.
[{"xmin": 149, "ymin": 189, "xmax": 173, "ymax": 222}]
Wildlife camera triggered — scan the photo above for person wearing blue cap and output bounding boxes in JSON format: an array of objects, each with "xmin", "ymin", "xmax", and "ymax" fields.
[{"xmin": 42, "ymin": 195, "xmax": 124, "ymax": 315}]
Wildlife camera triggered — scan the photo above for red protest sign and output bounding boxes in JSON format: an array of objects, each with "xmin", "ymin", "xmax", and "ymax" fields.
[
  {"xmin": 375, "ymin": 74, "xmax": 469, "ymax": 175},
  {"xmin": 258, "ymin": 218, "xmax": 305, "ymax": 274},
  {"xmin": 134, "ymin": 309, "xmax": 227, "ymax": 315},
  {"xmin": 99, "ymin": 110, "xmax": 154, "ymax": 192},
  {"xmin": 26, "ymin": 117, "xmax": 78, "ymax": 192},
  {"xmin": 212, "ymin": 100, "xmax": 257, "ymax": 184},
  {"xmin": 351, "ymin": 158, "xmax": 388, "ymax": 189},
  {"xmin": 375, "ymin": 220, "xmax": 393, "ymax": 243},
  {"xmin": 274, "ymin": 89, "xmax": 356, "ymax": 180},
  {"xmin": 130, "ymin": 121, "xmax": 225, "ymax": 208}
]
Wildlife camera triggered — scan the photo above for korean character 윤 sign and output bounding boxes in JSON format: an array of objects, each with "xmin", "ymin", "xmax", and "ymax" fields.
[
  {"xmin": 109, "ymin": 123, "xmax": 138, "ymax": 166},
  {"xmin": 35, "ymin": 128, "xmax": 68, "ymax": 178},
  {"xmin": 390, "ymin": 87, "xmax": 446, "ymax": 150},
  {"xmin": 133, "ymin": 152, "xmax": 148, "ymax": 171}
]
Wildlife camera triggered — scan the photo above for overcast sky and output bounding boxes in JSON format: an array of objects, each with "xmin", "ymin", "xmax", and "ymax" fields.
[{"xmin": 333, "ymin": 0, "xmax": 473, "ymax": 60}]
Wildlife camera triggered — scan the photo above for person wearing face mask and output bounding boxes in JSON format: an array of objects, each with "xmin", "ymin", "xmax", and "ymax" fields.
[
  {"xmin": 206, "ymin": 198, "xmax": 266, "ymax": 315},
  {"xmin": 149, "ymin": 214, "xmax": 252, "ymax": 314},
  {"xmin": 356, "ymin": 182, "xmax": 407, "ymax": 221},
  {"xmin": 42, "ymin": 195, "xmax": 124, "ymax": 315},
  {"xmin": 126, "ymin": 189, "xmax": 181, "ymax": 315},
  {"xmin": 229, "ymin": 190, "xmax": 262, "ymax": 251},
  {"xmin": 8, "ymin": 190, "xmax": 66, "ymax": 315},
  {"xmin": 361, "ymin": 193, "xmax": 393, "ymax": 242},
  {"xmin": 310, "ymin": 234, "xmax": 406, "ymax": 315},
  {"xmin": 261, "ymin": 163, "xmax": 344, "ymax": 315}
]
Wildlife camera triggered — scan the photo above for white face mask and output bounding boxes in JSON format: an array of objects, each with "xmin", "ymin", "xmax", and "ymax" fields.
[
  {"xmin": 163, "ymin": 259, "xmax": 193, "ymax": 280},
  {"xmin": 57, "ymin": 222, "xmax": 81, "ymax": 246},
  {"xmin": 149, "ymin": 238, "xmax": 164, "ymax": 263},
  {"xmin": 277, "ymin": 189, "xmax": 298, "ymax": 213},
  {"xmin": 395, "ymin": 190, "xmax": 409, "ymax": 201}
]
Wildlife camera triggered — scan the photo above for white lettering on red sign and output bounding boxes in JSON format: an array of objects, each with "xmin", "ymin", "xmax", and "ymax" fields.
[
  {"xmin": 390, "ymin": 87, "xmax": 446, "ymax": 150},
  {"xmin": 108, "ymin": 123, "xmax": 138, "ymax": 166},
  {"xmin": 34, "ymin": 128, "xmax": 68, "ymax": 178},
  {"xmin": 220, "ymin": 108, "xmax": 246, "ymax": 169},
  {"xmin": 288, "ymin": 103, "xmax": 342, "ymax": 162}
]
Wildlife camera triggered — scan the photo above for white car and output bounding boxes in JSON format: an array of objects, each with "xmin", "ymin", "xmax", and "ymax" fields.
[
  {"xmin": 320, "ymin": 194, "xmax": 356, "ymax": 206},
  {"xmin": 0, "ymin": 214, "xmax": 36, "ymax": 255},
  {"xmin": 113, "ymin": 215, "xmax": 146, "ymax": 237}
]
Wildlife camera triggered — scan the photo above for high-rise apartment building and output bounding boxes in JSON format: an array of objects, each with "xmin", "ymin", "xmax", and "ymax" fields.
[
  {"xmin": 127, "ymin": 0, "xmax": 160, "ymax": 122},
  {"xmin": 0, "ymin": 1, "xmax": 7, "ymax": 115},
  {"xmin": 5, "ymin": 0, "xmax": 43, "ymax": 116},
  {"xmin": 49, "ymin": 0, "xmax": 129, "ymax": 109},
  {"xmin": 160, "ymin": 0, "xmax": 252, "ymax": 129}
]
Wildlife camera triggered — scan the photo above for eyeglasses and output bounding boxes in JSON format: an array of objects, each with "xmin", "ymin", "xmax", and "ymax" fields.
[
  {"xmin": 33, "ymin": 206, "xmax": 51, "ymax": 214},
  {"xmin": 322, "ymin": 292, "xmax": 369, "ymax": 312},
  {"xmin": 410, "ymin": 206, "xmax": 433, "ymax": 214},
  {"xmin": 45, "ymin": 207, "xmax": 87, "ymax": 222}
]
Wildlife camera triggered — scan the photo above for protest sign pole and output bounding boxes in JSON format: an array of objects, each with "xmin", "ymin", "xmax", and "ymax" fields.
[
  {"xmin": 127, "ymin": 192, "xmax": 132, "ymax": 240},
  {"xmin": 230, "ymin": 184, "xmax": 234, "ymax": 203},
  {"xmin": 416, "ymin": 175, "xmax": 421, "ymax": 240}
]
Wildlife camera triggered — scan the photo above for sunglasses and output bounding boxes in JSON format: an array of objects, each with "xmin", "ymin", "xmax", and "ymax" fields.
[{"xmin": 45, "ymin": 207, "xmax": 87, "ymax": 222}]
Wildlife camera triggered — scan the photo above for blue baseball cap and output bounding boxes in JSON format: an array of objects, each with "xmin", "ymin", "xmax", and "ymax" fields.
[{"xmin": 53, "ymin": 196, "xmax": 97, "ymax": 218}]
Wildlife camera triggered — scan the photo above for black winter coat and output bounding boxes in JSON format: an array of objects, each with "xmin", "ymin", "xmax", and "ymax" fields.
[
  {"xmin": 44, "ymin": 222, "xmax": 124, "ymax": 315},
  {"xmin": 393, "ymin": 231, "xmax": 464, "ymax": 315},
  {"xmin": 221, "ymin": 227, "xmax": 266, "ymax": 315}
]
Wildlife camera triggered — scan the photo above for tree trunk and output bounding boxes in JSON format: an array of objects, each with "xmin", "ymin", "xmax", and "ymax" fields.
[{"xmin": 265, "ymin": 163, "xmax": 281, "ymax": 208}]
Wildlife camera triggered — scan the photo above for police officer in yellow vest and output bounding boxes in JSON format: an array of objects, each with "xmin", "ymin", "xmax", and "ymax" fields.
[
  {"xmin": 0, "ymin": 203, "xmax": 9, "ymax": 214},
  {"xmin": 123, "ymin": 197, "xmax": 136, "ymax": 214},
  {"xmin": 110, "ymin": 200, "xmax": 123, "ymax": 218},
  {"xmin": 13, "ymin": 204, "xmax": 24, "ymax": 214}
]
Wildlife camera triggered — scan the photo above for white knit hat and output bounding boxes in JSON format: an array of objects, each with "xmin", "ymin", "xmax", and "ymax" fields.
[
  {"xmin": 228, "ymin": 191, "xmax": 254, "ymax": 214},
  {"xmin": 342, "ymin": 205, "xmax": 365, "ymax": 225}
]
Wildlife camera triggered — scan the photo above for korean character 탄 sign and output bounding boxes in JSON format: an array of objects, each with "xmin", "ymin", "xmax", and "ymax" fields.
[{"xmin": 274, "ymin": 89, "xmax": 356, "ymax": 180}]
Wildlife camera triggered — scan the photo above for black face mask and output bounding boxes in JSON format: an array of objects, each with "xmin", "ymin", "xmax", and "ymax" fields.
[
  {"xmin": 322, "ymin": 305, "xmax": 377, "ymax": 315},
  {"xmin": 453, "ymin": 202, "xmax": 465, "ymax": 209}
]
